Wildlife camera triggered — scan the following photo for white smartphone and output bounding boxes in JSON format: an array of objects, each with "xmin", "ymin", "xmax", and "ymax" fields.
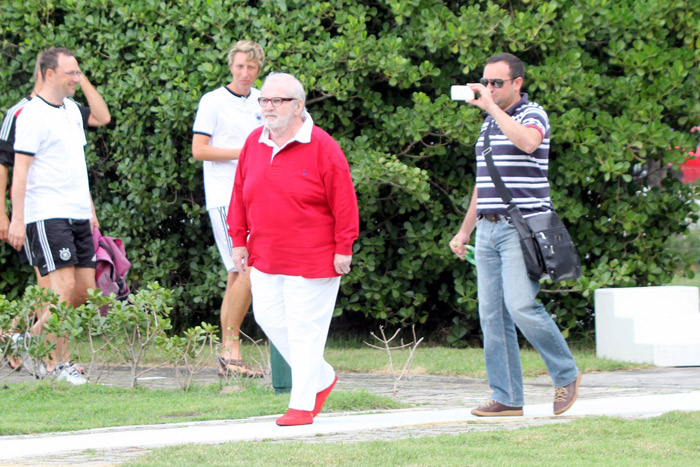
[{"xmin": 450, "ymin": 85, "xmax": 475, "ymax": 101}]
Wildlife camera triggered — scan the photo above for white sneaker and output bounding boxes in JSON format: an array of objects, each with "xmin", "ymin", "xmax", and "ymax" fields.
[
  {"xmin": 22, "ymin": 358, "xmax": 48, "ymax": 378},
  {"xmin": 54, "ymin": 363, "xmax": 87, "ymax": 385}
]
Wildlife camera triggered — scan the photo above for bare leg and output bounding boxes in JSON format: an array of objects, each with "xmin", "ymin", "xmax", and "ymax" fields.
[
  {"xmin": 32, "ymin": 266, "xmax": 76, "ymax": 372},
  {"xmin": 220, "ymin": 269, "xmax": 252, "ymax": 361},
  {"xmin": 63, "ymin": 267, "xmax": 94, "ymax": 372},
  {"xmin": 35, "ymin": 267, "xmax": 52, "ymax": 290},
  {"xmin": 71, "ymin": 267, "xmax": 95, "ymax": 307},
  {"xmin": 5, "ymin": 268, "xmax": 50, "ymax": 369}
]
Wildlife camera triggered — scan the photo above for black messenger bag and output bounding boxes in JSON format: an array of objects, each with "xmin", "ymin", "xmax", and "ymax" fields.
[{"xmin": 481, "ymin": 121, "xmax": 582, "ymax": 282}]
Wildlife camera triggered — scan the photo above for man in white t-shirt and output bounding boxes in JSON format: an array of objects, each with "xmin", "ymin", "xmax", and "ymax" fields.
[
  {"xmin": 8, "ymin": 47, "xmax": 111, "ymax": 384},
  {"xmin": 192, "ymin": 40, "xmax": 264, "ymax": 377},
  {"xmin": 0, "ymin": 54, "xmax": 46, "ymax": 373}
]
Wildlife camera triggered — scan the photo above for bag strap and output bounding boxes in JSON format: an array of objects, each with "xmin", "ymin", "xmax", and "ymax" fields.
[
  {"xmin": 481, "ymin": 120, "xmax": 532, "ymax": 240},
  {"xmin": 98, "ymin": 240, "xmax": 116, "ymax": 260},
  {"xmin": 482, "ymin": 121, "xmax": 512, "ymax": 204}
]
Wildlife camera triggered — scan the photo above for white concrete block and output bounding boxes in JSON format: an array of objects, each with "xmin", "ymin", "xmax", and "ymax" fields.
[
  {"xmin": 596, "ymin": 286, "xmax": 698, "ymax": 316},
  {"xmin": 653, "ymin": 344, "xmax": 700, "ymax": 367},
  {"xmin": 595, "ymin": 286, "xmax": 700, "ymax": 366}
]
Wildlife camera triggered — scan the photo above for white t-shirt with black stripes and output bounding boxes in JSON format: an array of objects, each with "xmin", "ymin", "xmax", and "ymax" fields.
[
  {"xmin": 475, "ymin": 93, "xmax": 552, "ymax": 217},
  {"xmin": 192, "ymin": 86, "xmax": 263, "ymax": 211},
  {"xmin": 0, "ymin": 96, "xmax": 31, "ymax": 167},
  {"xmin": 14, "ymin": 96, "xmax": 92, "ymax": 224}
]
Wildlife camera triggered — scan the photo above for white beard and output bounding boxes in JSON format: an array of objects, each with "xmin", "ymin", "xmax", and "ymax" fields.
[{"xmin": 264, "ymin": 112, "xmax": 294, "ymax": 133}]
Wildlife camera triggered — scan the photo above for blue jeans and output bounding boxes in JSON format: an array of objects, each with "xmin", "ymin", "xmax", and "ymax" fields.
[{"xmin": 475, "ymin": 217, "xmax": 579, "ymax": 407}]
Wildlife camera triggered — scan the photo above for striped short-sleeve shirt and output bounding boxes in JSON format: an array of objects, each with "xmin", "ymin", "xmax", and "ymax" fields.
[
  {"xmin": 475, "ymin": 93, "xmax": 552, "ymax": 217},
  {"xmin": 0, "ymin": 96, "xmax": 31, "ymax": 167}
]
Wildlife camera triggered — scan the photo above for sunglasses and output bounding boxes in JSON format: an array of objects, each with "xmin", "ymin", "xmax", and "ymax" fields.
[{"xmin": 479, "ymin": 78, "xmax": 516, "ymax": 88}]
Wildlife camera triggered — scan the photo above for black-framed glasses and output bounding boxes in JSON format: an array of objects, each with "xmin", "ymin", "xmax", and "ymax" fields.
[
  {"xmin": 479, "ymin": 78, "xmax": 516, "ymax": 88},
  {"xmin": 258, "ymin": 97, "xmax": 297, "ymax": 107}
]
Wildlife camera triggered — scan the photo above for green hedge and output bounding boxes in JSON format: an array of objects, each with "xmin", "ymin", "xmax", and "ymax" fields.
[{"xmin": 1, "ymin": 0, "xmax": 699, "ymax": 339}]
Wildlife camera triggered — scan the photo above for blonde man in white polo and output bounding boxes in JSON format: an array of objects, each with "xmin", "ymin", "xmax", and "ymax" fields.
[{"xmin": 192, "ymin": 40, "xmax": 264, "ymax": 377}]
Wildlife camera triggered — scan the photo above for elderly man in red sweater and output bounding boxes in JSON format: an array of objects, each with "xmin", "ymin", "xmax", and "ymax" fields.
[{"xmin": 228, "ymin": 72, "xmax": 359, "ymax": 426}]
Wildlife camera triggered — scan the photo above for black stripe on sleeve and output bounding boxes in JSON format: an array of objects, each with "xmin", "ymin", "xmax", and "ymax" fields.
[
  {"xmin": 0, "ymin": 141, "xmax": 13, "ymax": 166},
  {"xmin": 78, "ymin": 104, "xmax": 91, "ymax": 129}
]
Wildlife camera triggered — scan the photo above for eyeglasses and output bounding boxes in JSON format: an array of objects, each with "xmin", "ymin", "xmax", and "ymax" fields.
[
  {"xmin": 479, "ymin": 78, "xmax": 516, "ymax": 88},
  {"xmin": 54, "ymin": 69, "xmax": 83, "ymax": 78},
  {"xmin": 258, "ymin": 97, "xmax": 297, "ymax": 107}
]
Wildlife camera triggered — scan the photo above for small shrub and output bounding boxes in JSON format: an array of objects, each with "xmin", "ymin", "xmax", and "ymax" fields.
[
  {"xmin": 157, "ymin": 322, "xmax": 219, "ymax": 391},
  {"xmin": 97, "ymin": 282, "xmax": 173, "ymax": 388}
]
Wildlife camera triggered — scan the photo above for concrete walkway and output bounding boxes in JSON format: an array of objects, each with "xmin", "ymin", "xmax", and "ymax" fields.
[{"xmin": 1, "ymin": 367, "xmax": 699, "ymax": 465}]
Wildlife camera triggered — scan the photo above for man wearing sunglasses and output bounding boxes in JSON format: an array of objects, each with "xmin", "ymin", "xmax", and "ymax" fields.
[
  {"xmin": 450, "ymin": 53, "xmax": 581, "ymax": 417},
  {"xmin": 228, "ymin": 73, "xmax": 359, "ymax": 426}
]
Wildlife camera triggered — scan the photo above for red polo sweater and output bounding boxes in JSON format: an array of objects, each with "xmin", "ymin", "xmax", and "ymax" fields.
[{"xmin": 227, "ymin": 125, "xmax": 359, "ymax": 278}]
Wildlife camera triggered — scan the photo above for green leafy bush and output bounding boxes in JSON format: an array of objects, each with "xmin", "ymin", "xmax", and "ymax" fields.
[
  {"xmin": 0, "ymin": 286, "xmax": 61, "ymax": 379},
  {"xmin": 1, "ymin": 0, "xmax": 699, "ymax": 341},
  {"xmin": 90, "ymin": 283, "xmax": 173, "ymax": 388},
  {"xmin": 157, "ymin": 322, "xmax": 219, "ymax": 391},
  {"xmin": 1, "ymin": 283, "xmax": 174, "ymax": 385}
]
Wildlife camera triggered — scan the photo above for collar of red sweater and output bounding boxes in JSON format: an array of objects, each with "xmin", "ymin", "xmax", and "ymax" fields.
[{"xmin": 259, "ymin": 111, "xmax": 314, "ymax": 160}]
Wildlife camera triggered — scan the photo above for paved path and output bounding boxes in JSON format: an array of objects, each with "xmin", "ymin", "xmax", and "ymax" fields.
[{"xmin": 1, "ymin": 366, "xmax": 699, "ymax": 465}]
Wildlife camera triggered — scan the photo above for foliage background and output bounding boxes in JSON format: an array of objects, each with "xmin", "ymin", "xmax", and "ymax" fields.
[{"xmin": 1, "ymin": 0, "xmax": 699, "ymax": 341}]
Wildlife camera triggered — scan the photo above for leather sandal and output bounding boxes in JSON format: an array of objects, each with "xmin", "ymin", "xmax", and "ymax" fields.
[{"xmin": 217, "ymin": 357, "xmax": 262, "ymax": 378}]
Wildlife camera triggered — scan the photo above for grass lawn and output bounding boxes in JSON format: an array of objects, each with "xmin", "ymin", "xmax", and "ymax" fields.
[
  {"xmin": 0, "ymin": 381, "xmax": 400, "ymax": 435},
  {"xmin": 124, "ymin": 411, "xmax": 700, "ymax": 466},
  {"xmin": 325, "ymin": 342, "xmax": 650, "ymax": 378},
  {"xmin": 70, "ymin": 337, "xmax": 651, "ymax": 380},
  {"xmin": 669, "ymin": 274, "xmax": 700, "ymax": 288},
  {"xmin": 3, "ymin": 340, "xmax": 697, "ymax": 466},
  {"xmin": 0, "ymin": 340, "xmax": 653, "ymax": 436}
]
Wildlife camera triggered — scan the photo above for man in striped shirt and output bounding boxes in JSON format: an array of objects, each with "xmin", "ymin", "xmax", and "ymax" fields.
[{"xmin": 450, "ymin": 53, "xmax": 580, "ymax": 417}]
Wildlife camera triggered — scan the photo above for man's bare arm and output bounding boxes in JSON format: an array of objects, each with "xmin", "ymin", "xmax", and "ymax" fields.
[
  {"xmin": 8, "ymin": 154, "xmax": 32, "ymax": 251},
  {"xmin": 0, "ymin": 164, "xmax": 9, "ymax": 241},
  {"xmin": 467, "ymin": 83, "xmax": 543, "ymax": 153},
  {"xmin": 192, "ymin": 134, "xmax": 242, "ymax": 162},
  {"xmin": 79, "ymin": 73, "xmax": 111, "ymax": 127},
  {"xmin": 450, "ymin": 187, "xmax": 478, "ymax": 260}
]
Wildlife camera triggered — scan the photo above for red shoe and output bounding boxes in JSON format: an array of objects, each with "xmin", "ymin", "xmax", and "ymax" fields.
[
  {"xmin": 313, "ymin": 376, "xmax": 338, "ymax": 416},
  {"xmin": 276, "ymin": 409, "xmax": 313, "ymax": 426}
]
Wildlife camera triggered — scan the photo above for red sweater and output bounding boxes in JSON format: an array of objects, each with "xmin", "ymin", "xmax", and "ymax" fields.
[{"xmin": 227, "ymin": 125, "xmax": 359, "ymax": 278}]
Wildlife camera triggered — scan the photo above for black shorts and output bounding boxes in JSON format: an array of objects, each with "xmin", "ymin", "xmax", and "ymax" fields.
[
  {"xmin": 8, "ymin": 211, "xmax": 35, "ymax": 267},
  {"xmin": 26, "ymin": 219, "xmax": 96, "ymax": 277},
  {"xmin": 18, "ymin": 243, "xmax": 35, "ymax": 266}
]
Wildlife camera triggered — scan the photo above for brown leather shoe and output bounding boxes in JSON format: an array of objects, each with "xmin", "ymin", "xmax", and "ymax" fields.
[
  {"xmin": 553, "ymin": 371, "xmax": 582, "ymax": 415},
  {"xmin": 471, "ymin": 400, "xmax": 523, "ymax": 417}
]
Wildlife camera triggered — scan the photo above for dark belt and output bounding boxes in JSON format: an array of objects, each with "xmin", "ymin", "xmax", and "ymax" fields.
[{"xmin": 480, "ymin": 213, "xmax": 508, "ymax": 222}]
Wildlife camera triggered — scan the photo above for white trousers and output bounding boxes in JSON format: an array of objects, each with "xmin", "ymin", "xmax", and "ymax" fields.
[{"xmin": 250, "ymin": 267, "xmax": 340, "ymax": 410}]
